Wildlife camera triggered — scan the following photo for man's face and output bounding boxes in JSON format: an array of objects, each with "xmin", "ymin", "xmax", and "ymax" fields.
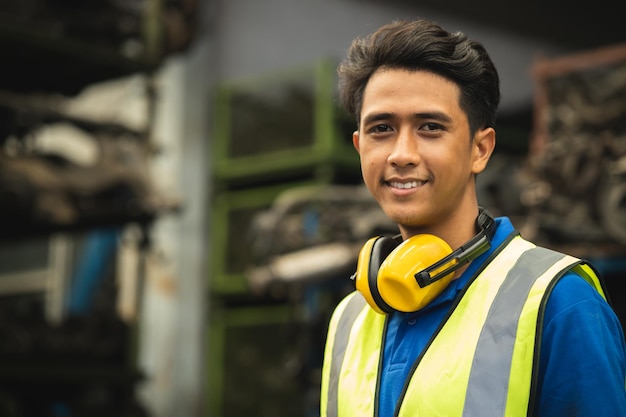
[{"xmin": 353, "ymin": 68, "xmax": 494, "ymax": 238}]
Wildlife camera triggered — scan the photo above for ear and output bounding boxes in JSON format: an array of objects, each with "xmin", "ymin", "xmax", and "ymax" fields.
[
  {"xmin": 471, "ymin": 127, "xmax": 496, "ymax": 174},
  {"xmin": 352, "ymin": 130, "xmax": 360, "ymax": 152}
]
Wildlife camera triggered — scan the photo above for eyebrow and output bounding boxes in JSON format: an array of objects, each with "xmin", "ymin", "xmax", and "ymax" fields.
[
  {"xmin": 416, "ymin": 111, "xmax": 453, "ymax": 124},
  {"xmin": 361, "ymin": 112, "xmax": 393, "ymax": 126},
  {"xmin": 361, "ymin": 111, "xmax": 453, "ymax": 126}
]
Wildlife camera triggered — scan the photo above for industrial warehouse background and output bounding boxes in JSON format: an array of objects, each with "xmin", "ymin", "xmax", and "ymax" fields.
[{"xmin": 0, "ymin": 0, "xmax": 624, "ymax": 416}]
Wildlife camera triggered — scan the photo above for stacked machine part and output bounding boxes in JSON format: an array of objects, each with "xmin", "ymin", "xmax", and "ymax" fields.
[{"xmin": 523, "ymin": 43, "xmax": 626, "ymax": 256}]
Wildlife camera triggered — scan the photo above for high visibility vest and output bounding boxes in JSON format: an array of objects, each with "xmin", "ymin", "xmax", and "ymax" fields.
[{"xmin": 320, "ymin": 235, "xmax": 606, "ymax": 417}]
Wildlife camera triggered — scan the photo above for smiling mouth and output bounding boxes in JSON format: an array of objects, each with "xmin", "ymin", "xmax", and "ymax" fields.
[{"xmin": 388, "ymin": 180, "xmax": 426, "ymax": 189}]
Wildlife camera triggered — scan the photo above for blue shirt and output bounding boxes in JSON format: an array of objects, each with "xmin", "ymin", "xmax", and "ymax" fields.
[{"xmin": 378, "ymin": 217, "xmax": 626, "ymax": 416}]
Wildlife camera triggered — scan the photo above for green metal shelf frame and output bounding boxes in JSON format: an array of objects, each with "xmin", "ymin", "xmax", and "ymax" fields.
[
  {"xmin": 209, "ymin": 180, "xmax": 320, "ymax": 295},
  {"xmin": 206, "ymin": 303, "xmax": 299, "ymax": 417},
  {"xmin": 211, "ymin": 59, "xmax": 359, "ymax": 186}
]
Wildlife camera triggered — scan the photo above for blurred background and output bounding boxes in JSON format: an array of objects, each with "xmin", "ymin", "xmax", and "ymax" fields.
[{"xmin": 0, "ymin": 0, "xmax": 624, "ymax": 416}]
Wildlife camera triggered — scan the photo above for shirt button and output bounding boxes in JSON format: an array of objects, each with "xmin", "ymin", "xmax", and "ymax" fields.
[{"xmin": 407, "ymin": 318, "xmax": 416, "ymax": 325}]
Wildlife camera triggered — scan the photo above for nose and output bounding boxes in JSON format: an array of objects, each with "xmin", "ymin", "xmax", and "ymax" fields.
[{"xmin": 388, "ymin": 129, "xmax": 420, "ymax": 167}]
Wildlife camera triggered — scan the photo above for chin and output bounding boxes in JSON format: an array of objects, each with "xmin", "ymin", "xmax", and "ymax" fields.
[{"xmin": 386, "ymin": 211, "xmax": 420, "ymax": 227}]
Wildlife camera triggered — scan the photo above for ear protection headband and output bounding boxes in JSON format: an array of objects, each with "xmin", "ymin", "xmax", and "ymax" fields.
[{"xmin": 353, "ymin": 208, "xmax": 496, "ymax": 314}]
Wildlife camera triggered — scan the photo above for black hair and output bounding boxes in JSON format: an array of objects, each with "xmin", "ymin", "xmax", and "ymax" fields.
[{"xmin": 338, "ymin": 19, "xmax": 500, "ymax": 134}]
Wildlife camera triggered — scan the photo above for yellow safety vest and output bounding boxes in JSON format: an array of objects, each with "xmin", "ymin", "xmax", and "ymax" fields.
[{"xmin": 320, "ymin": 235, "xmax": 606, "ymax": 417}]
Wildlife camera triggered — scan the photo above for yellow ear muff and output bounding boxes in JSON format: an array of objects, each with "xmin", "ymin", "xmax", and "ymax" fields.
[
  {"xmin": 354, "ymin": 234, "xmax": 458, "ymax": 314},
  {"xmin": 353, "ymin": 208, "xmax": 495, "ymax": 314},
  {"xmin": 377, "ymin": 234, "xmax": 456, "ymax": 312},
  {"xmin": 354, "ymin": 236, "xmax": 399, "ymax": 315}
]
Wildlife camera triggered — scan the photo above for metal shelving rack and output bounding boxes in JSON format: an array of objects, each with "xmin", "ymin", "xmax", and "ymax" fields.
[{"xmin": 207, "ymin": 60, "xmax": 361, "ymax": 416}]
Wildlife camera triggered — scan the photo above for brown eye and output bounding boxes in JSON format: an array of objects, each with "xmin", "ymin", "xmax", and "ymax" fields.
[
  {"xmin": 422, "ymin": 123, "xmax": 442, "ymax": 131},
  {"xmin": 370, "ymin": 124, "xmax": 392, "ymax": 133}
]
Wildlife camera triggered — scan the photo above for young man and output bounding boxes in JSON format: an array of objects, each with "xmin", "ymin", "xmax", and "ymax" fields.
[{"xmin": 320, "ymin": 19, "xmax": 626, "ymax": 417}]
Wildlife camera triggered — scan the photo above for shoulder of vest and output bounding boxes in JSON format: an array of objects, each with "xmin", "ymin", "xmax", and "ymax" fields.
[{"xmin": 498, "ymin": 236, "xmax": 606, "ymax": 296}]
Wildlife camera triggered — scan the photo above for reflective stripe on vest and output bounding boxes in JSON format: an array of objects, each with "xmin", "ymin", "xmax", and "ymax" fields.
[
  {"xmin": 321, "ymin": 236, "xmax": 606, "ymax": 417},
  {"xmin": 321, "ymin": 291, "xmax": 385, "ymax": 417},
  {"xmin": 325, "ymin": 292, "xmax": 368, "ymax": 417}
]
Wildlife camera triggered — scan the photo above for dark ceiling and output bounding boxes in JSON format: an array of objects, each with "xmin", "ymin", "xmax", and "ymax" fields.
[
  {"xmin": 1, "ymin": 1, "xmax": 623, "ymax": 99},
  {"xmin": 409, "ymin": 0, "xmax": 625, "ymax": 51}
]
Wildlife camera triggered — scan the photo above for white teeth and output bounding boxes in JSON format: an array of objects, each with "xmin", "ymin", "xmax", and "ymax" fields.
[{"xmin": 391, "ymin": 181, "xmax": 419, "ymax": 189}]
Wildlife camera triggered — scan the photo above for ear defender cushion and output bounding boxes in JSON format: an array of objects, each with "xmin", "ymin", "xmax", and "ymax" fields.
[
  {"xmin": 354, "ymin": 236, "xmax": 399, "ymax": 314},
  {"xmin": 378, "ymin": 234, "xmax": 455, "ymax": 312}
]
